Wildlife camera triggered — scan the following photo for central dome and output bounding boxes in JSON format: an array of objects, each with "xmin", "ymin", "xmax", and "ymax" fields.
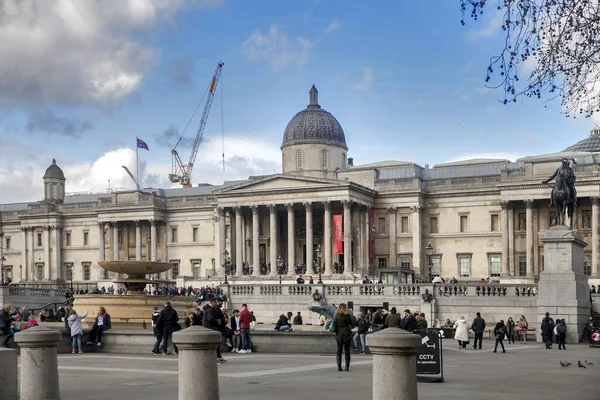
[{"xmin": 281, "ymin": 86, "xmax": 347, "ymax": 150}]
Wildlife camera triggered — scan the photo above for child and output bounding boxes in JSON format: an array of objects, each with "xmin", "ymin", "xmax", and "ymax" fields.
[
  {"xmin": 26, "ymin": 315, "xmax": 39, "ymax": 329},
  {"xmin": 68, "ymin": 309, "xmax": 88, "ymax": 354}
]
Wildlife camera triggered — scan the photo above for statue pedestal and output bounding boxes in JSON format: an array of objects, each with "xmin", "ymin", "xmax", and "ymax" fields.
[{"xmin": 538, "ymin": 225, "xmax": 591, "ymax": 343}]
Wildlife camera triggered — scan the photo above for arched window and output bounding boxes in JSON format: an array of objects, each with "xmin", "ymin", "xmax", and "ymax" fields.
[
  {"xmin": 296, "ymin": 150, "xmax": 303, "ymax": 169},
  {"xmin": 321, "ymin": 149, "xmax": 328, "ymax": 168},
  {"xmin": 342, "ymin": 152, "xmax": 346, "ymax": 167}
]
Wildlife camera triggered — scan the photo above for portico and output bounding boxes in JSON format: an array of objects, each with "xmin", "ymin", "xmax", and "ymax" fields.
[{"xmin": 214, "ymin": 174, "xmax": 376, "ymax": 277}]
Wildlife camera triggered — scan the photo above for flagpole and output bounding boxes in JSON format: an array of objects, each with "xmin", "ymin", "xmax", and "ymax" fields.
[{"xmin": 136, "ymin": 138, "xmax": 140, "ymax": 191}]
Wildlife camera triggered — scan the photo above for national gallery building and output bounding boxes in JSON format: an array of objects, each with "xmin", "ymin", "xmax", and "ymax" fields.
[{"xmin": 1, "ymin": 86, "xmax": 599, "ymax": 287}]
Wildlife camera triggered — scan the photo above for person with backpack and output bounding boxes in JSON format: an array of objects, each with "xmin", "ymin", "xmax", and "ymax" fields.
[
  {"xmin": 556, "ymin": 319, "xmax": 567, "ymax": 350},
  {"xmin": 541, "ymin": 312, "xmax": 555, "ymax": 350}
]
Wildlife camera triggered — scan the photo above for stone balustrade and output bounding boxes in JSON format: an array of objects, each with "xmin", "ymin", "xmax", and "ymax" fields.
[{"xmin": 0, "ymin": 286, "xmax": 70, "ymax": 313}]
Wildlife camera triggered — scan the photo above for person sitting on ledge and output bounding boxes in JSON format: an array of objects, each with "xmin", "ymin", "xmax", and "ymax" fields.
[
  {"xmin": 275, "ymin": 312, "xmax": 294, "ymax": 331},
  {"xmin": 293, "ymin": 312, "xmax": 303, "ymax": 325},
  {"xmin": 296, "ymin": 275, "xmax": 305, "ymax": 284}
]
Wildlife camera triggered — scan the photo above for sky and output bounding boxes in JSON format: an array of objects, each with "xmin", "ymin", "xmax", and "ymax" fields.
[{"xmin": 0, "ymin": 0, "xmax": 595, "ymax": 203}]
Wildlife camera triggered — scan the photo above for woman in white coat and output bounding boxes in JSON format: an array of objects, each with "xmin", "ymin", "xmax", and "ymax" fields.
[{"xmin": 453, "ymin": 316, "xmax": 470, "ymax": 349}]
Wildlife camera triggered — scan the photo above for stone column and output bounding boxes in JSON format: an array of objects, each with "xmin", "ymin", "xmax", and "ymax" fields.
[
  {"xmin": 593, "ymin": 197, "xmax": 600, "ymax": 277},
  {"xmin": 235, "ymin": 207, "xmax": 243, "ymax": 276},
  {"xmin": 251, "ymin": 205, "xmax": 260, "ymax": 276},
  {"xmin": 388, "ymin": 207, "xmax": 397, "ymax": 267},
  {"xmin": 286, "ymin": 203, "xmax": 296, "ymax": 273},
  {"xmin": 323, "ymin": 201, "xmax": 333, "ymax": 275},
  {"xmin": 353, "ymin": 205, "xmax": 361, "ymax": 271},
  {"xmin": 98, "ymin": 223, "xmax": 105, "ymax": 262},
  {"xmin": 15, "ymin": 327, "xmax": 61, "ymax": 400},
  {"xmin": 150, "ymin": 220, "xmax": 157, "ymax": 261},
  {"xmin": 161, "ymin": 226, "xmax": 168, "ymax": 263},
  {"xmin": 305, "ymin": 202, "xmax": 313, "ymax": 268},
  {"xmin": 21, "ymin": 227, "xmax": 27, "ymax": 281},
  {"xmin": 112, "ymin": 223, "xmax": 120, "ymax": 261},
  {"xmin": 172, "ymin": 326, "xmax": 222, "ymax": 400},
  {"xmin": 411, "ymin": 206, "xmax": 423, "ymax": 277},
  {"xmin": 363, "ymin": 206, "xmax": 370, "ymax": 268},
  {"xmin": 44, "ymin": 226, "xmax": 51, "ymax": 280},
  {"xmin": 343, "ymin": 200, "xmax": 352, "ymax": 274},
  {"xmin": 501, "ymin": 201, "xmax": 510, "ymax": 276},
  {"xmin": 508, "ymin": 205, "xmax": 515, "ymax": 275},
  {"xmin": 0, "ymin": 348, "xmax": 17, "ymax": 400},
  {"xmin": 135, "ymin": 221, "xmax": 142, "ymax": 261},
  {"xmin": 54, "ymin": 226, "xmax": 62, "ymax": 280},
  {"xmin": 218, "ymin": 208, "xmax": 226, "ymax": 270},
  {"xmin": 366, "ymin": 328, "xmax": 421, "ymax": 400},
  {"xmin": 27, "ymin": 228, "xmax": 34, "ymax": 280},
  {"xmin": 268, "ymin": 204, "xmax": 278, "ymax": 276},
  {"xmin": 525, "ymin": 200, "xmax": 534, "ymax": 276}
]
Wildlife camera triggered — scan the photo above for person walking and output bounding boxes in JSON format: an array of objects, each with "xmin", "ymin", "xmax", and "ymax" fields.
[
  {"xmin": 453, "ymin": 316, "xmax": 470, "ymax": 349},
  {"xmin": 333, "ymin": 303, "xmax": 355, "ymax": 371},
  {"xmin": 471, "ymin": 312, "xmax": 486, "ymax": 350},
  {"xmin": 158, "ymin": 301, "xmax": 179, "ymax": 355},
  {"xmin": 556, "ymin": 319, "xmax": 567, "ymax": 350},
  {"xmin": 67, "ymin": 309, "xmax": 88, "ymax": 354},
  {"xmin": 493, "ymin": 320, "xmax": 507, "ymax": 353},
  {"xmin": 541, "ymin": 312, "xmax": 555, "ymax": 350},
  {"xmin": 518, "ymin": 315, "xmax": 529, "ymax": 344},
  {"xmin": 151, "ymin": 306, "xmax": 163, "ymax": 355}
]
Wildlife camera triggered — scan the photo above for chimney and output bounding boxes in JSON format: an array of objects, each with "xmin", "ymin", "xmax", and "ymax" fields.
[{"xmin": 347, "ymin": 157, "xmax": 354, "ymax": 166}]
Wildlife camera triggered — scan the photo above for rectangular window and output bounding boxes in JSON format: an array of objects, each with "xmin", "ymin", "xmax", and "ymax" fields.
[
  {"xmin": 584, "ymin": 255, "xmax": 592, "ymax": 276},
  {"xmin": 83, "ymin": 263, "xmax": 91, "ymax": 281},
  {"xmin": 65, "ymin": 264, "xmax": 73, "ymax": 281},
  {"xmin": 103, "ymin": 268, "xmax": 109, "ymax": 279},
  {"xmin": 518, "ymin": 255, "xmax": 527, "ymax": 276},
  {"xmin": 458, "ymin": 256, "xmax": 470, "ymax": 277},
  {"xmin": 171, "ymin": 228, "xmax": 178, "ymax": 243},
  {"xmin": 65, "ymin": 232, "xmax": 71, "ymax": 246},
  {"xmin": 83, "ymin": 232, "xmax": 89, "ymax": 246},
  {"xmin": 36, "ymin": 264, "xmax": 43, "ymax": 280},
  {"xmin": 192, "ymin": 228, "xmax": 198, "ymax": 242},
  {"xmin": 582, "ymin": 210, "xmax": 592, "ymax": 229},
  {"xmin": 430, "ymin": 217, "xmax": 438, "ymax": 234},
  {"xmin": 518, "ymin": 213, "xmax": 526, "ymax": 231},
  {"xmin": 401, "ymin": 216, "xmax": 409, "ymax": 233},
  {"xmin": 118, "ymin": 231, "xmax": 123, "ymax": 245},
  {"xmin": 490, "ymin": 214, "xmax": 499, "ymax": 232},
  {"xmin": 490, "ymin": 255, "xmax": 501, "ymax": 277},
  {"xmin": 380, "ymin": 272, "xmax": 398, "ymax": 284},
  {"xmin": 460, "ymin": 215, "xmax": 468, "ymax": 233},
  {"xmin": 192, "ymin": 260, "xmax": 201, "ymax": 279},
  {"xmin": 5, "ymin": 266, "xmax": 12, "ymax": 283},
  {"xmin": 399, "ymin": 256, "xmax": 411, "ymax": 268},
  {"xmin": 225, "ymin": 224, "xmax": 230, "ymax": 240},
  {"xmin": 37, "ymin": 233, "xmax": 42, "ymax": 247},
  {"xmin": 378, "ymin": 218, "xmax": 386, "ymax": 235},
  {"xmin": 378, "ymin": 257, "xmax": 387, "ymax": 267},
  {"xmin": 259, "ymin": 222, "xmax": 263, "ymax": 237},
  {"xmin": 211, "ymin": 259, "xmax": 215, "ymax": 270},
  {"xmin": 430, "ymin": 257, "xmax": 440, "ymax": 277},
  {"xmin": 171, "ymin": 261, "xmax": 179, "ymax": 279},
  {"xmin": 5, "ymin": 237, "xmax": 10, "ymax": 250}
]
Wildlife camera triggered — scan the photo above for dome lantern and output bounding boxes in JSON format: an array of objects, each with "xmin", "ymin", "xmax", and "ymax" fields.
[{"xmin": 43, "ymin": 158, "xmax": 66, "ymax": 204}]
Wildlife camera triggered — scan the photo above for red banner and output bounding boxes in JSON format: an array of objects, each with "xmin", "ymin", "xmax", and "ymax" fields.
[
  {"xmin": 369, "ymin": 209, "xmax": 375, "ymax": 262},
  {"xmin": 333, "ymin": 214, "xmax": 343, "ymax": 254}
]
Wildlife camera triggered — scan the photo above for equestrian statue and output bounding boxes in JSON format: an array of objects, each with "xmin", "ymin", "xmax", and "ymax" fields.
[{"xmin": 542, "ymin": 158, "xmax": 577, "ymax": 228}]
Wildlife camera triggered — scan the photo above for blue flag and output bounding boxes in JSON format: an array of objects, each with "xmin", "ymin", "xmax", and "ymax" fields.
[{"xmin": 137, "ymin": 138, "xmax": 149, "ymax": 151}]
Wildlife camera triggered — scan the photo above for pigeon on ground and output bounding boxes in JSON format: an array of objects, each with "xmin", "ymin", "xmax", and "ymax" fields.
[
  {"xmin": 560, "ymin": 361, "xmax": 570, "ymax": 367},
  {"xmin": 578, "ymin": 360, "xmax": 586, "ymax": 369},
  {"xmin": 566, "ymin": 362, "xmax": 573, "ymax": 366},
  {"xmin": 585, "ymin": 360, "xmax": 594, "ymax": 366}
]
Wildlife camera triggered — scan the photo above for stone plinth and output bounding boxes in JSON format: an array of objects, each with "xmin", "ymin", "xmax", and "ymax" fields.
[
  {"xmin": 15, "ymin": 326, "xmax": 61, "ymax": 400},
  {"xmin": 173, "ymin": 326, "xmax": 222, "ymax": 400},
  {"xmin": 538, "ymin": 225, "xmax": 591, "ymax": 343},
  {"xmin": 366, "ymin": 328, "xmax": 421, "ymax": 400},
  {"xmin": 0, "ymin": 348, "xmax": 18, "ymax": 400}
]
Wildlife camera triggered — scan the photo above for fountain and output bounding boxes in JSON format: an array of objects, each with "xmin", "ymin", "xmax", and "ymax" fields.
[{"xmin": 73, "ymin": 261, "xmax": 197, "ymax": 330}]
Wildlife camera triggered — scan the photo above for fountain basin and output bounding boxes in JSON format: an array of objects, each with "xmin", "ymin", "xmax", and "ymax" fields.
[{"xmin": 98, "ymin": 261, "xmax": 173, "ymax": 277}]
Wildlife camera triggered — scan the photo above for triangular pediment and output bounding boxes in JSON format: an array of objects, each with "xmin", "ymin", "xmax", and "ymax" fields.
[{"xmin": 216, "ymin": 174, "xmax": 348, "ymax": 195}]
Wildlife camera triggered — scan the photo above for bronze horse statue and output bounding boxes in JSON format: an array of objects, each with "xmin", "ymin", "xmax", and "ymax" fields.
[{"xmin": 542, "ymin": 158, "xmax": 577, "ymax": 228}]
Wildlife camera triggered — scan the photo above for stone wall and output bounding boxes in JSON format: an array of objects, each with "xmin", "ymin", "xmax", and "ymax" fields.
[{"xmin": 0, "ymin": 286, "xmax": 70, "ymax": 312}]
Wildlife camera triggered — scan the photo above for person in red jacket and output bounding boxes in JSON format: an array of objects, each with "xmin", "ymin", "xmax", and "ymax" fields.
[{"xmin": 238, "ymin": 304, "xmax": 253, "ymax": 353}]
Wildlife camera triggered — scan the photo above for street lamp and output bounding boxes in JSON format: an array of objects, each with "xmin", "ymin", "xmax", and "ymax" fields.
[
  {"xmin": 316, "ymin": 244, "xmax": 323, "ymax": 284},
  {"xmin": 426, "ymin": 242, "xmax": 434, "ymax": 282},
  {"xmin": 0, "ymin": 256, "xmax": 6, "ymax": 286},
  {"xmin": 223, "ymin": 249, "xmax": 230, "ymax": 285},
  {"xmin": 277, "ymin": 255, "xmax": 283, "ymax": 284}
]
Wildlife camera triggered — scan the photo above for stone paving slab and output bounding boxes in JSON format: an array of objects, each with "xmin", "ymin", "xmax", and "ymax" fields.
[{"xmin": 51, "ymin": 340, "xmax": 600, "ymax": 400}]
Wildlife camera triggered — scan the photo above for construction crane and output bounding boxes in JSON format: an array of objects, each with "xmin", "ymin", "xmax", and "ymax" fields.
[
  {"xmin": 169, "ymin": 62, "xmax": 224, "ymax": 188},
  {"xmin": 122, "ymin": 166, "xmax": 140, "ymax": 191}
]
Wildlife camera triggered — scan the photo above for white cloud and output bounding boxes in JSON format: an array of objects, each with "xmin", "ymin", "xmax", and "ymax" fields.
[
  {"xmin": 469, "ymin": 10, "xmax": 504, "ymax": 39},
  {"xmin": 242, "ymin": 25, "xmax": 313, "ymax": 71},
  {"xmin": 0, "ymin": 0, "xmax": 217, "ymax": 108},
  {"xmin": 355, "ymin": 67, "xmax": 375, "ymax": 91},
  {"xmin": 325, "ymin": 19, "xmax": 341, "ymax": 33},
  {"xmin": 0, "ymin": 135, "xmax": 281, "ymax": 203},
  {"xmin": 445, "ymin": 152, "xmax": 526, "ymax": 163}
]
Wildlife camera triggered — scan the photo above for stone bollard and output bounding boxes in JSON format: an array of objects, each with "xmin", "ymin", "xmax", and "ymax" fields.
[
  {"xmin": 0, "ymin": 348, "xmax": 18, "ymax": 400},
  {"xmin": 366, "ymin": 328, "xmax": 421, "ymax": 400},
  {"xmin": 172, "ymin": 326, "xmax": 222, "ymax": 400},
  {"xmin": 14, "ymin": 326, "xmax": 61, "ymax": 400}
]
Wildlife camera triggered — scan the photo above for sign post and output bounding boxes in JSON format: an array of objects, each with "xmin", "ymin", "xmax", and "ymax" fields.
[
  {"xmin": 415, "ymin": 329, "xmax": 444, "ymax": 383},
  {"xmin": 590, "ymin": 328, "xmax": 600, "ymax": 348}
]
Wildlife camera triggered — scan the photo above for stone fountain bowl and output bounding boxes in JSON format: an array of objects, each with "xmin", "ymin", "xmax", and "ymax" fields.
[{"xmin": 98, "ymin": 261, "xmax": 173, "ymax": 278}]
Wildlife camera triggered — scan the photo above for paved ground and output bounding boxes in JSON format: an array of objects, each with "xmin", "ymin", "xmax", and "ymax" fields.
[{"xmin": 54, "ymin": 340, "xmax": 599, "ymax": 400}]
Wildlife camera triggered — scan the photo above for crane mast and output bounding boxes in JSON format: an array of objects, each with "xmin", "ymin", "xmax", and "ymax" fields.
[{"xmin": 169, "ymin": 62, "xmax": 224, "ymax": 188}]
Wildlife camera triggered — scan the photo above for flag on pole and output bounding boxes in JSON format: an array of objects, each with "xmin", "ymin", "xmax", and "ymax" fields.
[{"xmin": 136, "ymin": 138, "xmax": 149, "ymax": 151}]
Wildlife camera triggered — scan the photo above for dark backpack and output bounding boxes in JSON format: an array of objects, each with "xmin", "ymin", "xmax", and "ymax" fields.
[{"xmin": 557, "ymin": 324, "xmax": 566, "ymax": 334}]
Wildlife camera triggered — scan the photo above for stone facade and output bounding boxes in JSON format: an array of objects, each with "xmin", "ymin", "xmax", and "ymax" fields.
[{"xmin": 1, "ymin": 87, "xmax": 600, "ymax": 288}]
